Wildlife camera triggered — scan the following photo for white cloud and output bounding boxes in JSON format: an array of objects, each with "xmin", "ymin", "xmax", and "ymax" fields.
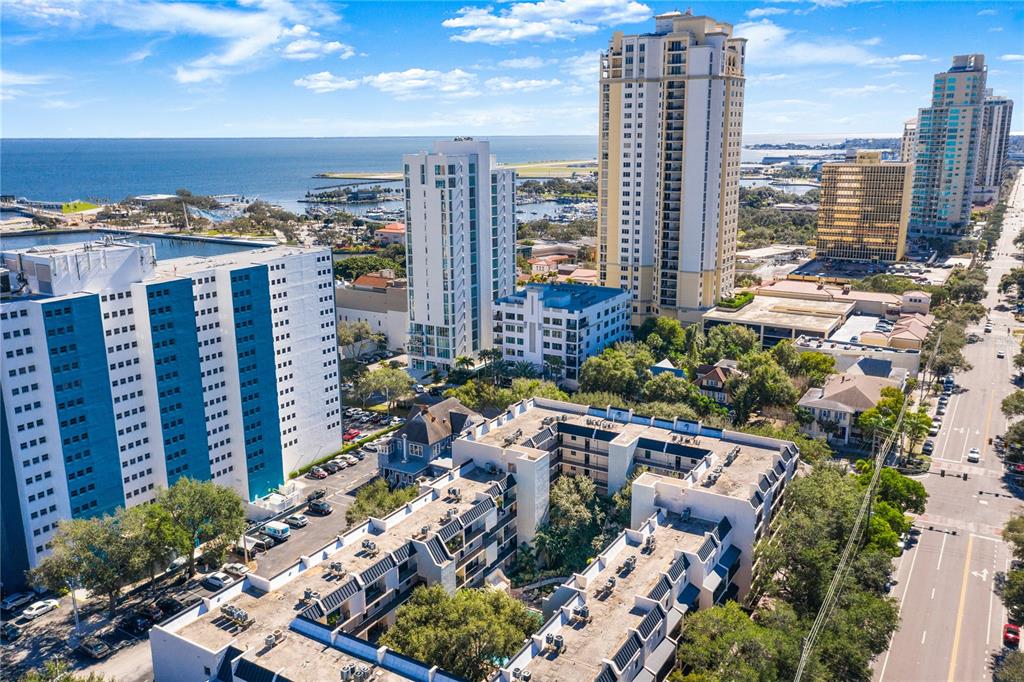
[
  {"xmin": 977, "ymin": 8, "xmax": 997, "ymax": 15},
  {"xmin": 0, "ymin": 69, "xmax": 54, "ymax": 100},
  {"xmin": 1000, "ymin": 54, "xmax": 1024, "ymax": 62},
  {"xmin": 443, "ymin": 0, "xmax": 650, "ymax": 44},
  {"xmin": 865, "ymin": 53, "xmax": 927, "ymax": 66},
  {"xmin": 499, "ymin": 56, "xmax": 550, "ymax": 69},
  {"xmin": 860, "ymin": 36, "xmax": 882, "ymax": 46},
  {"xmin": 485, "ymin": 76, "xmax": 561, "ymax": 92},
  {"xmin": 4, "ymin": 0, "xmax": 354, "ymax": 84},
  {"xmin": 824, "ymin": 83, "xmax": 905, "ymax": 97},
  {"xmin": 990, "ymin": 27, "xmax": 1004, "ymax": 32},
  {"xmin": 746, "ymin": 7, "xmax": 790, "ymax": 18},
  {"xmin": 293, "ymin": 71, "xmax": 359, "ymax": 93},
  {"xmin": 363, "ymin": 68, "xmax": 478, "ymax": 99},
  {"xmin": 747, "ymin": 72, "xmax": 791, "ymax": 85},
  {"xmin": 282, "ymin": 38, "xmax": 355, "ymax": 61},
  {"xmin": 736, "ymin": 20, "xmax": 876, "ymax": 66},
  {"xmin": 41, "ymin": 98, "xmax": 81, "ymax": 109},
  {"xmin": 564, "ymin": 50, "xmax": 601, "ymax": 81}
]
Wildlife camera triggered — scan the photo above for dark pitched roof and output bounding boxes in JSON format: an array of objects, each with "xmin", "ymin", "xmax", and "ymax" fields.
[
  {"xmin": 321, "ymin": 578, "xmax": 360, "ymax": 612},
  {"xmin": 391, "ymin": 542, "xmax": 413, "ymax": 564},
  {"xmin": 646, "ymin": 576, "xmax": 671, "ymax": 603},
  {"xmin": 612, "ymin": 633, "xmax": 642, "ymax": 671},
  {"xmin": 438, "ymin": 520, "xmax": 463, "ymax": 542},
  {"xmin": 459, "ymin": 497, "xmax": 494, "ymax": 526},
  {"xmin": 697, "ymin": 535, "xmax": 718, "ymax": 563},
  {"xmin": 400, "ymin": 398, "xmax": 481, "ymax": 446},
  {"xmin": 216, "ymin": 646, "xmax": 243, "ymax": 682},
  {"xmin": 425, "ymin": 535, "xmax": 450, "ymax": 564},
  {"xmin": 667, "ymin": 553, "xmax": 688, "ymax": 582},
  {"xmin": 233, "ymin": 659, "xmax": 276, "ymax": 682},
  {"xmin": 359, "ymin": 556, "xmax": 395, "ymax": 584},
  {"xmin": 595, "ymin": 666, "xmax": 618, "ymax": 682},
  {"xmin": 636, "ymin": 605, "xmax": 665, "ymax": 640},
  {"xmin": 715, "ymin": 517, "xmax": 732, "ymax": 541}
]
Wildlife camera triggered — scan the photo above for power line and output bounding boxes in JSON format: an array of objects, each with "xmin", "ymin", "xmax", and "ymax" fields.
[{"xmin": 794, "ymin": 391, "xmax": 912, "ymax": 681}]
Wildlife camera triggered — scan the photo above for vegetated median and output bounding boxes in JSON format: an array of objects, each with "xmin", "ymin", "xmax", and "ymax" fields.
[{"xmin": 288, "ymin": 423, "xmax": 402, "ymax": 479}]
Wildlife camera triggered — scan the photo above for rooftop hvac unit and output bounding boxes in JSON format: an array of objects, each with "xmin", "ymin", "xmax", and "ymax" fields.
[
  {"xmin": 545, "ymin": 632, "xmax": 554, "ymax": 647},
  {"xmin": 625, "ymin": 555, "xmax": 637, "ymax": 572},
  {"xmin": 681, "ymin": 507, "xmax": 691, "ymax": 522},
  {"xmin": 553, "ymin": 635, "xmax": 564, "ymax": 652},
  {"xmin": 644, "ymin": 536, "xmax": 657, "ymax": 553},
  {"xmin": 522, "ymin": 671, "xmax": 532, "ymax": 681},
  {"xmin": 355, "ymin": 666, "xmax": 371, "ymax": 680},
  {"xmin": 512, "ymin": 668, "xmax": 522, "ymax": 679},
  {"xmin": 572, "ymin": 605, "xmax": 591, "ymax": 623},
  {"xmin": 341, "ymin": 664, "xmax": 355, "ymax": 680},
  {"xmin": 447, "ymin": 508, "xmax": 458, "ymax": 520}
]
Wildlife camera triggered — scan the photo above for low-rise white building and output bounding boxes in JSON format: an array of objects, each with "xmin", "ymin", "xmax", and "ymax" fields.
[
  {"xmin": 334, "ymin": 269, "xmax": 409, "ymax": 352},
  {"xmin": 493, "ymin": 283, "xmax": 631, "ymax": 388}
]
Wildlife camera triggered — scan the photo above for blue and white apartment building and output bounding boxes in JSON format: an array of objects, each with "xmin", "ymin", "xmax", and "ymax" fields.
[
  {"xmin": 493, "ymin": 282, "xmax": 632, "ymax": 388},
  {"xmin": 0, "ymin": 239, "xmax": 342, "ymax": 587}
]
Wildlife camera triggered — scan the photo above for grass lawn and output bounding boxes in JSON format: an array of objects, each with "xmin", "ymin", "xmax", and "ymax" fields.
[{"xmin": 62, "ymin": 201, "xmax": 99, "ymax": 214}]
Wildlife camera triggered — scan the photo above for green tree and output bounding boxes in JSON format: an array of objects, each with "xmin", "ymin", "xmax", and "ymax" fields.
[
  {"xmin": 509, "ymin": 360, "xmax": 540, "ymax": 379},
  {"xmin": 903, "ymin": 407, "xmax": 933, "ymax": 457},
  {"xmin": 578, "ymin": 343, "xmax": 654, "ymax": 397},
  {"xmin": 1003, "ymin": 390, "xmax": 1024, "ymax": 419},
  {"xmin": 478, "ymin": 347, "xmax": 504, "ymax": 385},
  {"xmin": 445, "ymin": 378, "xmax": 566, "ymax": 412},
  {"xmin": 543, "ymin": 354, "xmax": 565, "ymax": 382},
  {"xmin": 636, "ymin": 317, "xmax": 687, "ymax": 359},
  {"xmin": 337, "ymin": 320, "xmax": 375, "ymax": 357},
  {"xmin": 534, "ymin": 475, "xmax": 606, "ymax": 572},
  {"xmin": 353, "ymin": 366, "xmax": 414, "ymax": 411},
  {"xmin": 641, "ymin": 371, "xmax": 698, "ymax": 404},
  {"xmin": 704, "ymin": 324, "xmax": 760, "ymax": 363},
  {"xmin": 454, "ymin": 355, "xmax": 475, "ymax": 371},
  {"xmin": 380, "ymin": 585, "xmax": 541, "ymax": 681},
  {"xmin": 730, "ymin": 358, "xmax": 799, "ymax": 423},
  {"xmin": 157, "ymin": 478, "xmax": 247, "ymax": 577},
  {"xmin": 334, "ymin": 254, "xmax": 404, "ymax": 281},
  {"xmin": 674, "ymin": 601, "xmax": 803, "ymax": 682},
  {"xmin": 345, "ymin": 479, "xmax": 419, "ymax": 528},
  {"xmin": 1001, "ymin": 568, "xmax": 1024, "ymax": 623},
  {"xmin": 29, "ymin": 512, "xmax": 144, "ymax": 617},
  {"xmin": 1004, "ymin": 514, "xmax": 1024, "ymax": 562},
  {"xmin": 995, "ymin": 651, "xmax": 1024, "ymax": 682},
  {"xmin": 18, "ymin": 659, "xmax": 107, "ymax": 682},
  {"xmin": 123, "ymin": 503, "xmax": 189, "ymax": 589}
]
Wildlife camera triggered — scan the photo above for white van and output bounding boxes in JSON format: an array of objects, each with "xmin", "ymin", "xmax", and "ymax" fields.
[{"xmin": 263, "ymin": 521, "xmax": 291, "ymax": 541}]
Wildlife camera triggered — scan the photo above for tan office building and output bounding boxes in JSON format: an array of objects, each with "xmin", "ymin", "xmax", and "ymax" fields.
[
  {"xmin": 815, "ymin": 151, "xmax": 912, "ymax": 263},
  {"xmin": 597, "ymin": 11, "xmax": 745, "ymax": 324}
]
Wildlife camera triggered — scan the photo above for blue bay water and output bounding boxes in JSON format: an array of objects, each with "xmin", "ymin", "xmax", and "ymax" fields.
[{"xmin": 0, "ymin": 136, "xmax": 598, "ymax": 211}]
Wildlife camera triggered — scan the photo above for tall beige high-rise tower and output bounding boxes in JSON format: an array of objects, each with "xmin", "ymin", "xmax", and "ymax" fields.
[
  {"xmin": 597, "ymin": 11, "xmax": 745, "ymax": 325},
  {"xmin": 816, "ymin": 151, "xmax": 912, "ymax": 263}
]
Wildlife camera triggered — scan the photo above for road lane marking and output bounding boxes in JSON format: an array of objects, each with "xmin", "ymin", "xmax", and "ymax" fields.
[
  {"xmin": 936, "ymin": 533, "xmax": 948, "ymax": 571},
  {"xmin": 921, "ymin": 631, "xmax": 927, "ymax": 644},
  {"xmin": 931, "ymin": 587, "xmax": 935, "ymax": 600},
  {"xmin": 947, "ymin": 534, "xmax": 974, "ymax": 682},
  {"xmin": 988, "ymin": 570, "xmax": 995, "ymax": 647},
  {"xmin": 878, "ymin": 532, "xmax": 923, "ymax": 682}
]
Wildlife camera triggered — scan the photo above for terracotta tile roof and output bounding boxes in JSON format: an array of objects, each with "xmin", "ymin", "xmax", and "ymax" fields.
[
  {"xmin": 377, "ymin": 222, "xmax": 406, "ymax": 233},
  {"xmin": 352, "ymin": 274, "xmax": 393, "ymax": 288}
]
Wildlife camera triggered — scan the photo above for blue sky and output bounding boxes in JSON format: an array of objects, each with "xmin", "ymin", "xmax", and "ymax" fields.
[{"xmin": 1, "ymin": 0, "xmax": 1022, "ymax": 138}]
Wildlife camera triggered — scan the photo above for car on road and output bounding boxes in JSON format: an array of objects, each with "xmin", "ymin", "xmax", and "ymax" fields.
[
  {"xmin": 222, "ymin": 562, "xmax": 250, "ymax": 578},
  {"xmin": 1, "ymin": 592, "xmax": 35, "ymax": 613},
  {"xmin": 1005, "ymin": 623, "xmax": 1020, "ymax": 648},
  {"xmin": 22, "ymin": 599, "xmax": 59, "ymax": 620},
  {"xmin": 306, "ymin": 467, "xmax": 328, "ymax": 480},
  {"xmin": 985, "ymin": 325, "xmax": 993, "ymax": 333},
  {"xmin": 202, "ymin": 572, "xmax": 235, "ymax": 591},
  {"xmin": 76, "ymin": 637, "xmax": 111, "ymax": 660},
  {"xmin": 967, "ymin": 447, "xmax": 981, "ymax": 463},
  {"xmin": 285, "ymin": 513, "xmax": 308, "ymax": 528},
  {"xmin": 307, "ymin": 499, "xmax": 332, "ymax": 516},
  {"xmin": 998, "ymin": 350, "xmax": 1007, "ymax": 358},
  {"xmin": 1, "ymin": 623, "xmax": 22, "ymax": 641}
]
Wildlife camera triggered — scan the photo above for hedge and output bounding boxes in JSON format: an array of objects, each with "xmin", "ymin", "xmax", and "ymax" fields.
[
  {"xmin": 717, "ymin": 291, "xmax": 754, "ymax": 309},
  {"xmin": 288, "ymin": 423, "xmax": 403, "ymax": 479}
]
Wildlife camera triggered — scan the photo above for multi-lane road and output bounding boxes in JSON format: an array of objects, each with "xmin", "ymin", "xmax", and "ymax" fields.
[{"xmin": 876, "ymin": 174, "xmax": 1024, "ymax": 682}]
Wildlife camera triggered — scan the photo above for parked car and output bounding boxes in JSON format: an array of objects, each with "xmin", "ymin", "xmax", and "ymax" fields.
[
  {"xmin": 936, "ymin": 405, "xmax": 946, "ymax": 416},
  {"xmin": 202, "ymin": 572, "xmax": 235, "ymax": 591},
  {"xmin": 1, "ymin": 623, "xmax": 22, "ymax": 641},
  {"xmin": 155, "ymin": 596, "xmax": 187, "ymax": 616},
  {"xmin": 307, "ymin": 499, "xmax": 332, "ymax": 516},
  {"xmin": 985, "ymin": 325, "xmax": 993, "ymax": 333},
  {"xmin": 306, "ymin": 488, "xmax": 327, "ymax": 502},
  {"xmin": 285, "ymin": 513, "xmax": 308, "ymax": 528},
  {"xmin": 76, "ymin": 637, "xmax": 111, "ymax": 660},
  {"xmin": 263, "ymin": 521, "xmax": 291, "ymax": 542},
  {"xmin": 121, "ymin": 613, "xmax": 153, "ymax": 635},
  {"xmin": 331, "ymin": 459, "xmax": 349, "ymax": 470},
  {"xmin": 256, "ymin": 532, "xmax": 279, "ymax": 548},
  {"xmin": 998, "ymin": 350, "xmax": 1007, "ymax": 359},
  {"xmin": 1011, "ymin": 463, "xmax": 1024, "ymax": 475},
  {"xmin": 343, "ymin": 432, "xmax": 360, "ymax": 442},
  {"xmin": 922, "ymin": 440, "xmax": 934, "ymax": 455},
  {"xmin": 306, "ymin": 467, "xmax": 328, "ymax": 479},
  {"xmin": 343, "ymin": 454, "xmax": 358, "ymax": 465},
  {"xmin": 138, "ymin": 602, "xmax": 163, "ymax": 622},
  {"xmin": 0, "ymin": 592, "xmax": 35, "ymax": 613},
  {"xmin": 1005, "ymin": 623, "xmax": 1020, "ymax": 648},
  {"xmin": 321, "ymin": 462, "xmax": 341, "ymax": 474},
  {"xmin": 222, "ymin": 562, "xmax": 250, "ymax": 578},
  {"xmin": 967, "ymin": 447, "xmax": 981, "ymax": 464},
  {"xmin": 238, "ymin": 535, "xmax": 270, "ymax": 555},
  {"xmin": 22, "ymin": 599, "xmax": 59, "ymax": 620}
]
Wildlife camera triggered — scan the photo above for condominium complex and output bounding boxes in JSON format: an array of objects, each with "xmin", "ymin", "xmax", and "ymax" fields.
[
  {"xmin": 0, "ymin": 240, "xmax": 341, "ymax": 587},
  {"xmin": 597, "ymin": 11, "xmax": 745, "ymax": 324},
  {"xmin": 815, "ymin": 150, "xmax": 912, "ymax": 262},
  {"xmin": 403, "ymin": 138, "xmax": 516, "ymax": 372},
  {"xmin": 900, "ymin": 117, "xmax": 918, "ymax": 166},
  {"xmin": 152, "ymin": 396, "xmax": 799, "ymax": 682},
  {"xmin": 493, "ymin": 282, "xmax": 631, "ymax": 388},
  {"xmin": 975, "ymin": 90, "xmax": 1014, "ymax": 200},
  {"xmin": 909, "ymin": 54, "xmax": 987, "ymax": 238}
]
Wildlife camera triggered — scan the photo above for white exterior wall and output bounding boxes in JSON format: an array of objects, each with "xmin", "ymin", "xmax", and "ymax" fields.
[
  {"xmin": 404, "ymin": 139, "xmax": 515, "ymax": 372},
  {"xmin": 975, "ymin": 95, "xmax": 1014, "ymax": 198}
]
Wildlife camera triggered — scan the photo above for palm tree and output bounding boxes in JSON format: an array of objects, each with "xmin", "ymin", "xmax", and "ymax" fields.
[
  {"xmin": 511, "ymin": 361, "xmax": 540, "ymax": 379},
  {"xmin": 478, "ymin": 348, "xmax": 504, "ymax": 385},
  {"xmin": 455, "ymin": 355, "xmax": 475, "ymax": 371},
  {"xmin": 543, "ymin": 355, "xmax": 565, "ymax": 382}
]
